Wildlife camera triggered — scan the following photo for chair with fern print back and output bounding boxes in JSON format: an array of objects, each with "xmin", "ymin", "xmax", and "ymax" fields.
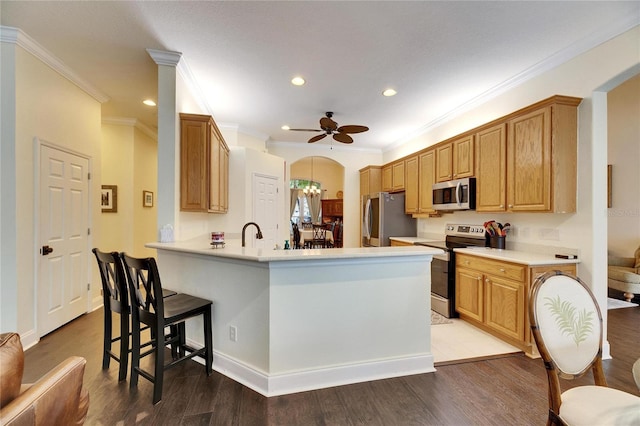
[{"xmin": 529, "ymin": 271, "xmax": 640, "ymax": 426}]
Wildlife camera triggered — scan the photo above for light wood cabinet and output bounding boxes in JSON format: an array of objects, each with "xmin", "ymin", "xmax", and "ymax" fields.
[
  {"xmin": 406, "ymin": 149, "xmax": 437, "ymax": 215},
  {"xmin": 435, "ymin": 135, "xmax": 474, "ymax": 182},
  {"xmin": 390, "ymin": 239, "xmax": 413, "ymax": 247},
  {"xmin": 382, "ymin": 161, "xmax": 405, "ymax": 192},
  {"xmin": 359, "ymin": 166, "xmax": 382, "ymax": 198},
  {"xmin": 418, "ymin": 150, "xmax": 436, "ymax": 214},
  {"xmin": 179, "ymin": 113, "xmax": 229, "ymax": 213},
  {"xmin": 404, "ymin": 155, "xmax": 419, "ymax": 214},
  {"xmin": 456, "ymin": 253, "xmax": 576, "ymax": 356},
  {"xmin": 475, "ymin": 124, "xmax": 507, "ymax": 211},
  {"xmin": 506, "ymin": 99, "xmax": 579, "ymax": 213}
]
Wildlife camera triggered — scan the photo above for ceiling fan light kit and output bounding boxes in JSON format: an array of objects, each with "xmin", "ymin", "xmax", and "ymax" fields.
[{"xmin": 288, "ymin": 112, "xmax": 369, "ymax": 144}]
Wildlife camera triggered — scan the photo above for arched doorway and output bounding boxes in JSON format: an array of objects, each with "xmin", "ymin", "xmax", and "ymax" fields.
[{"xmin": 290, "ymin": 156, "xmax": 345, "ymax": 247}]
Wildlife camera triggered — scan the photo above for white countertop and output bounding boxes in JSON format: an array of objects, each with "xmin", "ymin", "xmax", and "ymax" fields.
[
  {"xmin": 148, "ymin": 239, "xmax": 443, "ymax": 262},
  {"xmin": 389, "ymin": 237, "xmax": 440, "ymax": 244},
  {"xmin": 454, "ymin": 247, "xmax": 580, "ymax": 266}
]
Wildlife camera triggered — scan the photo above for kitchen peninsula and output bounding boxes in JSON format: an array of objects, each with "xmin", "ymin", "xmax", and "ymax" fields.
[{"xmin": 147, "ymin": 239, "xmax": 442, "ymax": 397}]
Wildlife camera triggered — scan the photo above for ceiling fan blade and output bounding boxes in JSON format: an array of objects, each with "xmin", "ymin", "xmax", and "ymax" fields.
[
  {"xmin": 308, "ymin": 134, "xmax": 328, "ymax": 143},
  {"xmin": 337, "ymin": 125, "xmax": 369, "ymax": 134},
  {"xmin": 288, "ymin": 128, "xmax": 322, "ymax": 132},
  {"xmin": 333, "ymin": 133, "xmax": 353, "ymax": 144},
  {"xmin": 320, "ymin": 117, "xmax": 338, "ymax": 131}
]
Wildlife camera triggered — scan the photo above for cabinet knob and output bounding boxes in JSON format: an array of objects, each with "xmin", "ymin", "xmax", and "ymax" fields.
[
  {"xmin": 508, "ymin": 204, "xmax": 513, "ymax": 208},
  {"xmin": 485, "ymin": 278, "xmax": 490, "ymax": 283},
  {"xmin": 500, "ymin": 205, "xmax": 504, "ymax": 208},
  {"xmin": 500, "ymin": 268, "xmax": 506, "ymax": 272}
]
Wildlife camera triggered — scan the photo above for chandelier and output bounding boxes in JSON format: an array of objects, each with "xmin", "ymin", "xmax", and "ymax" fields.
[{"xmin": 303, "ymin": 157, "xmax": 321, "ymax": 196}]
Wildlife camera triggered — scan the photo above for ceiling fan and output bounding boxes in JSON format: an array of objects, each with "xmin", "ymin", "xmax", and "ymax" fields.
[{"xmin": 288, "ymin": 112, "xmax": 369, "ymax": 144}]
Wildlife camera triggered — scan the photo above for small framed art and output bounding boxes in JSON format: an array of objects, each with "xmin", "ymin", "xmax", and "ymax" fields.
[
  {"xmin": 101, "ymin": 185, "xmax": 118, "ymax": 213},
  {"xmin": 143, "ymin": 190, "xmax": 154, "ymax": 208}
]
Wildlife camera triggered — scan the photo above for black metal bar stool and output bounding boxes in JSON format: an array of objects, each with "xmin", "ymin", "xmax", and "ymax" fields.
[
  {"xmin": 120, "ymin": 253, "xmax": 213, "ymax": 404},
  {"xmin": 92, "ymin": 248, "xmax": 178, "ymax": 382}
]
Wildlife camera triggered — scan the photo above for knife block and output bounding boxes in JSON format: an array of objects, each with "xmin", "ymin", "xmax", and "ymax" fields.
[{"xmin": 489, "ymin": 235, "xmax": 506, "ymax": 250}]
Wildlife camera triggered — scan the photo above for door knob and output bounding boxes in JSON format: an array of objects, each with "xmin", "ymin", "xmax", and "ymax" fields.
[{"xmin": 41, "ymin": 245, "xmax": 53, "ymax": 256}]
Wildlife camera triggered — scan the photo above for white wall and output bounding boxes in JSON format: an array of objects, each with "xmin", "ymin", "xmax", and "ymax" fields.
[
  {"xmin": 607, "ymin": 74, "xmax": 640, "ymax": 257},
  {"xmin": 0, "ymin": 41, "xmax": 102, "ymax": 340}
]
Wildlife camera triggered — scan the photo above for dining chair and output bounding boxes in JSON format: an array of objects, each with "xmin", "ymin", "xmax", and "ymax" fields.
[
  {"xmin": 120, "ymin": 253, "xmax": 213, "ymax": 404},
  {"xmin": 292, "ymin": 223, "xmax": 301, "ymax": 249},
  {"xmin": 529, "ymin": 270, "xmax": 640, "ymax": 425},
  {"xmin": 311, "ymin": 224, "xmax": 327, "ymax": 248},
  {"xmin": 92, "ymin": 248, "xmax": 178, "ymax": 382}
]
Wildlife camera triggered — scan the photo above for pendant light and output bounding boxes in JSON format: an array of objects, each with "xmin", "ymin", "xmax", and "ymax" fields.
[{"xmin": 303, "ymin": 157, "xmax": 321, "ymax": 197}]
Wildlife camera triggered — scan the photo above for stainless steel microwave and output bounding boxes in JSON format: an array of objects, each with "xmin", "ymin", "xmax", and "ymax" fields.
[{"xmin": 432, "ymin": 177, "xmax": 476, "ymax": 211}]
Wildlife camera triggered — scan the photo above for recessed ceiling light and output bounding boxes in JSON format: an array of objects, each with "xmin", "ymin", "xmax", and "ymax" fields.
[
  {"xmin": 143, "ymin": 99, "xmax": 156, "ymax": 106},
  {"xmin": 291, "ymin": 77, "xmax": 305, "ymax": 86},
  {"xmin": 281, "ymin": 125, "xmax": 290, "ymax": 131},
  {"xmin": 382, "ymin": 88, "xmax": 397, "ymax": 97}
]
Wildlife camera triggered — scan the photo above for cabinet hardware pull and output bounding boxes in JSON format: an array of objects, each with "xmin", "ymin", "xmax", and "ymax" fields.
[{"xmin": 500, "ymin": 268, "xmax": 505, "ymax": 272}]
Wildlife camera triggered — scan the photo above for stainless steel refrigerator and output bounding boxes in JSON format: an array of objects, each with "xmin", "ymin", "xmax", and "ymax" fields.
[{"xmin": 361, "ymin": 192, "xmax": 417, "ymax": 247}]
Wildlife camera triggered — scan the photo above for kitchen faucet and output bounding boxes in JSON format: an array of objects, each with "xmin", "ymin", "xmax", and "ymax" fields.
[{"xmin": 242, "ymin": 222, "xmax": 263, "ymax": 247}]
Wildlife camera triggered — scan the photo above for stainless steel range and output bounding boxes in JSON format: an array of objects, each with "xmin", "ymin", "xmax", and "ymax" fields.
[{"xmin": 416, "ymin": 224, "xmax": 486, "ymax": 318}]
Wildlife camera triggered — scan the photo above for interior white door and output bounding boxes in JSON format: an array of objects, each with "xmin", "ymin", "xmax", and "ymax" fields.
[
  {"xmin": 252, "ymin": 174, "xmax": 279, "ymax": 249},
  {"xmin": 39, "ymin": 145, "xmax": 89, "ymax": 336}
]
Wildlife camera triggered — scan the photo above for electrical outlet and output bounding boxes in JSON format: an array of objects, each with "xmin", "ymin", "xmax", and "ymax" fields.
[{"xmin": 229, "ymin": 326, "xmax": 237, "ymax": 342}]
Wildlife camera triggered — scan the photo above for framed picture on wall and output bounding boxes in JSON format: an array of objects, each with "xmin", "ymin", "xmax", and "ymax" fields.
[
  {"xmin": 101, "ymin": 185, "xmax": 117, "ymax": 213},
  {"xmin": 143, "ymin": 190, "xmax": 154, "ymax": 208}
]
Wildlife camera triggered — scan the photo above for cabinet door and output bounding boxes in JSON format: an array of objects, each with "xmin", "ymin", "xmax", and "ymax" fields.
[
  {"xmin": 180, "ymin": 118, "xmax": 208, "ymax": 211},
  {"xmin": 453, "ymin": 135, "xmax": 474, "ymax": 178},
  {"xmin": 392, "ymin": 161, "xmax": 405, "ymax": 191},
  {"xmin": 455, "ymin": 267, "xmax": 483, "ymax": 322},
  {"xmin": 209, "ymin": 128, "xmax": 229, "ymax": 213},
  {"xmin": 418, "ymin": 150, "xmax": 436, "ymax": 213},
  {"xmin": 360, "ymin": 169, "xmax": 370, "ymax": 197},
  {"xmin": 405, "ymin": 156, "xmax": 418, "ymax": 214},
  {"xmin": 507, "ymin": 107, "xmax": 552, "ymax": 211},
  {"xmin": 382, "ymin": 165, "xmax": 393, "ymax": 192},
  {"xmin": 475, "ymin": 124, "xmax": 506, "ymax": 212},
  {"xmin": 221, "ymin": 144, "xmax": 229, "ymax": 212},
  {"xmin": 435, "ymin": 143, "xmax": 453, "ymax": 182},
  {"xmin": 484, "ymin": 275, "xmax": 524, "ymax": 341}
]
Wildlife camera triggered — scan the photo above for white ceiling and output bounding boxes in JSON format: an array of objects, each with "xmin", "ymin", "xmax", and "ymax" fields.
[{"xmin": 2, "ymin": 1, "xmax": 639, "ymax": 151}]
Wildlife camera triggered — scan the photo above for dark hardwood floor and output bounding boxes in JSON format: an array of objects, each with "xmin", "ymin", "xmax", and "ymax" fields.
[{"xmin": 22, "ymin": 306, "xmax": 640, "ymax": 425}]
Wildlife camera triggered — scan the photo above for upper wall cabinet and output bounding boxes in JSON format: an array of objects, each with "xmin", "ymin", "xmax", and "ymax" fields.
[
  {"xmin": 475, "ymin": 124, "xmax": 507, "ymax": 211},
  {"xmin": 405, "ymin": 150, "xmax": 437, "ymax": 215},
  {"xmin": 360, "ymin": 165, "xmax": 382, "ymax": 198},
  {"xmin": 435, "ymin": 135, "xmax": 474, "ymax": 182},
  {"xmin": 382, "ymin": 160, "xmax": 405, "ymax": 192},
  {"xmin": 506, "ymin": 99, "xmax": 579, "ymax": 213},
  {"xmin": 180, "ymin": 113, "xmax": 229, "ymax": 213}
]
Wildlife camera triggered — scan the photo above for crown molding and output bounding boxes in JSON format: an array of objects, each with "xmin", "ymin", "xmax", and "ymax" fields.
[
  {"xmin": 146, "ymin": 48, "xmax": 182, "ymax": 67},
  {"xmin": 0, "ymin": 26, "xmax": 110, "ymax": 103},
  {"xmin": 102, "ymin": 116, "xmax": 157, "ymax": 139},
  {"xmin": 385, "ymin": 17, "xmax": 640, "ymax": 153},
  {"xmin": 176, "ymin": 57, "xmax": 215, "ymax": 117}
]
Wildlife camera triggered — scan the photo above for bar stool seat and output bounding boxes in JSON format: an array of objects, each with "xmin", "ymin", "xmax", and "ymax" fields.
[{"xmin": 120, "ymin": 253, "xmax": 213, "ymax": 404}]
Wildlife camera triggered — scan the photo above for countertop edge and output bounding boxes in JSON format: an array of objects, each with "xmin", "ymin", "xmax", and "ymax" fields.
[
  {"xmin": 454, "ymin": 247, "xmax": 581, "ymax": 266},
  {"xmin": 147, "ymin": 241, "xmax": 444, "ymax": 262}
]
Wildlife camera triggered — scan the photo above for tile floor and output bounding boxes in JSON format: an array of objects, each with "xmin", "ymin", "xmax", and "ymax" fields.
[{"xmin": 431, "ymin": 318, "xmax": 522, "ymax": 365}]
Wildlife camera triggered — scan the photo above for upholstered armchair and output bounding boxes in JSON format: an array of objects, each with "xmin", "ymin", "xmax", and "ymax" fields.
[
  {"xmin": 608, "ymin": 245, "xmax": 640, "ymax": 302},
  {"xmin": 0, "ymin": 332, "xmax": 89, "ymax": 425}
]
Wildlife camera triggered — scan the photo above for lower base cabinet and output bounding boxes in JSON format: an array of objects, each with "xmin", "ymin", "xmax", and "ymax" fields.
[{"xmin": 456, "ymin": 253, "xmax": 576, "ymax": 356}]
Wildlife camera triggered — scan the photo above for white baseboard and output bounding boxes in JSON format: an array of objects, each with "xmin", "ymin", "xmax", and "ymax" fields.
[{"xmin": 213, "ymin": 351, "xmax": 436, "ymax": 397}]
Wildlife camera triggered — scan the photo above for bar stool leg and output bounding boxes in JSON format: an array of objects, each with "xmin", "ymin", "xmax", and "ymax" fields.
[
  {"xmin": 152, "ymin": 334, "xmax": 165, "ymax": 405},
  {"xmin": 129, "ymin": 319, "xmax": 141, "ymax": 389},
  {"xmin": 102, "ymin": 309, "xmax": 112, "ymax": 370},
  {"xmin": 204, "ymin": 308, "xmax": 213, "ymax": 375},
  {"xmin": 118, "ymin": 310, "xmax": 129, "ymax": 381}
]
